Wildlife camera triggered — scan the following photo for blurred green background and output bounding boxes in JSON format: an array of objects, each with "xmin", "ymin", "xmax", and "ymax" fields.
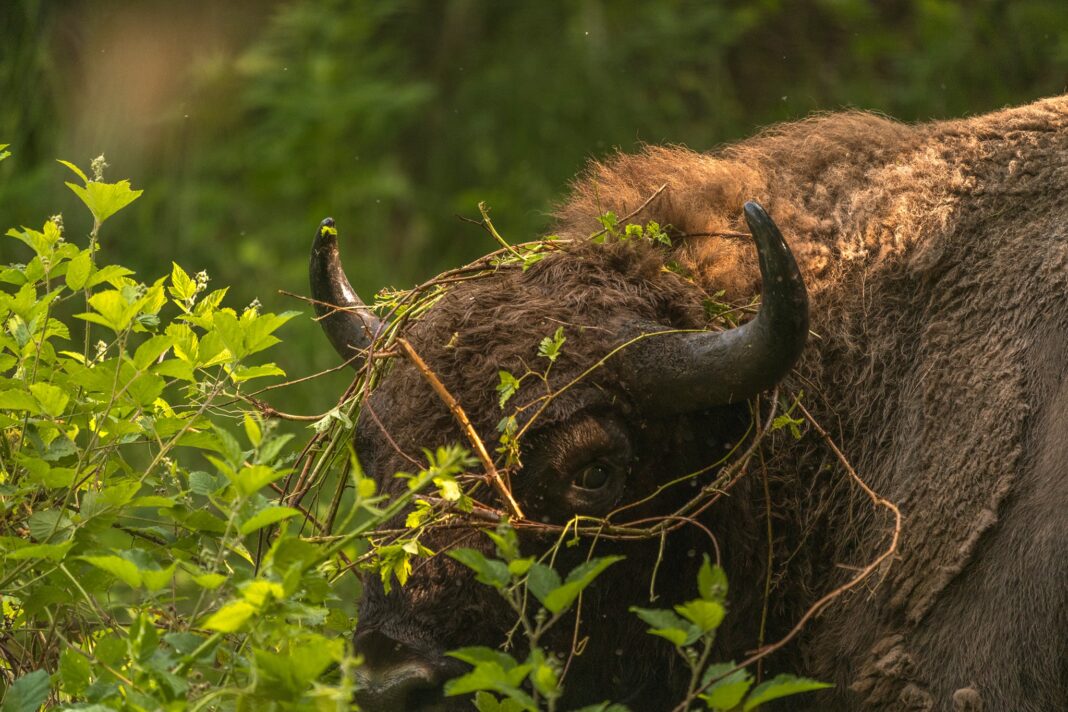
[{"xmin": 2, "ymin": 0, "xmax": 1067, "ymax": 415}]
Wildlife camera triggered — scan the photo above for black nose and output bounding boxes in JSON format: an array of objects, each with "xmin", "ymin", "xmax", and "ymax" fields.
[{"xmin": 353, "ymin": 630, "xmax": 448, "ymax": 711}]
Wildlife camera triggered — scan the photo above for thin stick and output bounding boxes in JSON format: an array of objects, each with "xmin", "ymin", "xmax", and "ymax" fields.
[
  {"xmin": 676, "ymin": 230, "xmax": 750, "ymax": 239},
  {"xmin": 478, "ymin": 201, "xmax": 523, "ymax": 258},
  {"xmin": 236, "ymin": 393, "xmax": 326, "ymax": 422},
  {"xmin": 398, "ymin": 338, "xmax": 525, "ymax": 519}
]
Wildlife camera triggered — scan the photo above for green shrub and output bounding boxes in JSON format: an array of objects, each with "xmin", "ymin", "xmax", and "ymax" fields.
[{"xmin": 0, "ymin": 154, "xmax": 374, "ymax": 710}]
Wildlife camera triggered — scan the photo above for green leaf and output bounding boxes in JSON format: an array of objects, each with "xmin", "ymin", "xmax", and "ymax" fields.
[
  {"xmin": 87, "ymin": 264, "xmax": 134, "ymax": 288},
  {"xmin": 142, "ymin": 563, "xmax": 177, "ymax": 592},
  {"xmin": 230, "ymin": 362, "xmax": 286, "ymax": 382},
  {"xmin": 153, "ymin": 358, "xmax": 195, "ymax": 382},
  {"xmin": 629, "ymin": 607, "xmax": 700, "ymax": 647},
  {"xmin": 65, "ymin": 249, "xmax": 92, "ymax": 290},
  {"xmin": 742, "ymin": 675, "xmax": 832, "ymax": 711},
  {"xmin": 444, "ymin": 662, "xmax": 536, "ymax": 710},
  {"xmin": 496, "ymin": 370, "xmax": 520, "ymax": 408},
  {"xmin": 79, "ymin": 554, "xmax": 142, "ymax": 588},
  {"xmin": 698, "ymin": 555, "xmax": 728, "ymax": 602},
  {"xmin": 0, "ymin": 389, "xmax": 40, "ymax": 413},
  {"xmin": 448, "ymin": 548, "xmax": 511, "ymax": 589},
  {"xmin": 537, "ymin": 327, "xmax": 566, "ymax": 363},
  {"xmin": 472, "ymin": 691, "xmax": 526, "ymax": 712},
  {"xmin": 193, "ymin": 572, "xmax": 227, "ymax": 589},
  {"xmin": 26, "ymin": 464, "xmax": 76, "ymax": 488},
  {"xmin": 487, "ymin": 523, "xmax": 519, "ymax": 563},
  {"xmin": 65, "ymin": 179, "xmax": 143, "ymax": 225},
  {"xmin": 202, "ymin": 600, "xmax": 256, "ymax": 632},
  {"xmin": 243, "ymin": 412, "xmax": 262, "ymax": 447},
  {"xmin": 699, "ymin": 663, "xmax": 753, "ymax": 710},
  {"xmin": 527, "ymin": 648, "xmax": 559, "ymax": 697},
  {"xmin": 187, "ymin": 470, "xmax": 221, "ymax": 495},
  {"xmin": 771, "ymin": 413, "xmax": 805, "ymax": 440},
  {"xmin": 674, "ymin": 598, "xmax": 725, "ymax": 633},
  {"xmin": 28, "ymin": 383, "xmax": 69, "ymax": 418},
  {"xmin": 239, "ymin": 506, "xmax": 301, "ymax": 535},
  {"xmin": 541, "ymin": 556, "xmax": 622, "ymax": 614},
  {"xmin": 175, "ymin": 509, "xmax": 228, "ymax": 534},
  {"xmin": 1, "ymin": 669, "xmax": 49, "ymax": 712},
  {"xmin": 133, "ymin": 334, "xmax": 174, "ymax": 370},
  {"xmin": 525, "ymin": 563, "xmax": 561, "ymax": 605},
  {"xmin": 79, "ymin": 289, "xmax": 139, "ymax": 333},
  {"xmin": 232, "ymin": 464, "xmax": 289, "ymax": 496},
  {"xmin": 57, "ymin": 159, "xmax": 88, "ymax": 184},
  {"xmin": 27, "ymin": 509, "xmax": 73, "ymax": 541},
  {"xmin": 58, "ymin": 648, "xmax": 91, "ymax": 696},
  {"xmin": 447, "ymin": 647, "xmax": 518, "ymax": 669},
  {"xmin": 127, "ymin": 373, "xmax": 165, "ymax": 406},
  {"xmin": 6, "ymin": 541, "xmax": 75, "ymax": 561},
  {"xmin": 169, "ymin": 262, "xmax": 197, "ymax": 303},
  {"xmin": 507, "ymin": 558, "xmax": 533, "ymax": 576}
]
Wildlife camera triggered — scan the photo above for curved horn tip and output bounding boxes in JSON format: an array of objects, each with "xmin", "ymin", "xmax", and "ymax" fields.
[
  {"xmin": 317, "ymin": 217, "xmax": 337, "ymax": 238},
  {"xmin": 742, "ymin": 201, "xmax": 775, "ymax": 230}
]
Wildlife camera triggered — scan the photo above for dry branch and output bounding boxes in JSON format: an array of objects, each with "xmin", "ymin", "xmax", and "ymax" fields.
[{"xmin": 398, "ymin": 337, "xmax": 525, "ymax": 519}]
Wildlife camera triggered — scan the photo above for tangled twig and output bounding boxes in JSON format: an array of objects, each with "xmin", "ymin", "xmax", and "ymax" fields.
[{"xmin": 675, "ymin": 400, "xmax": 903, "ymax": 711}]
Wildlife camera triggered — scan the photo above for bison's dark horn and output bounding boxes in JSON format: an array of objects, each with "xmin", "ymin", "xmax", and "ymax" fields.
[
  {"xmin": 623, "ymin": 201, "xmax": 809, "ymax": 413},
  {"xmin": 309, "ymin": 218, "xmax": 384, "ymax": 362}
]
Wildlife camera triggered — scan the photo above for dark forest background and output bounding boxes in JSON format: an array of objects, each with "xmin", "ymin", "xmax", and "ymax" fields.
[{"xmin": 3, "ymin": 0, "xmax": 1067, "ymax": 414}]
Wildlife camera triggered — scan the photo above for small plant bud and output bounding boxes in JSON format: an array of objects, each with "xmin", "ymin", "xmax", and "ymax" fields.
[{"xmin": 90, "ymin": 154, "xmax": 108, "ymax": 181}]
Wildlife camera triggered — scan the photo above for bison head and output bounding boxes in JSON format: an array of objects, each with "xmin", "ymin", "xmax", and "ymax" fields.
[{"xmin": 309, "ymin": 202, "xmax": 808, "ymax": 710}]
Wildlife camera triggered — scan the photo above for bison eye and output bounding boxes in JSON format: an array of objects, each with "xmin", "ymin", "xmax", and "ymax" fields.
[
  {"xmin": 518, "ymin": 413, "xmax": 631, "ymax": 518},
  {"xmin": 575, "ymin": 462, "xmax": 612, "ymax": 491}
]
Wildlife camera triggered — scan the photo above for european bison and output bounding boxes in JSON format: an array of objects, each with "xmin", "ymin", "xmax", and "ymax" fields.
[{"xmin": 311, "ymin": 96, "xmax": 1068, "ymax": 711}]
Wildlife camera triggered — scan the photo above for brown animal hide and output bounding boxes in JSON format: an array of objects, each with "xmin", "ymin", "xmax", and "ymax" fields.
[{"xmin": 554, "ymin": 96, "xmax": 1068, "ymax": 709}]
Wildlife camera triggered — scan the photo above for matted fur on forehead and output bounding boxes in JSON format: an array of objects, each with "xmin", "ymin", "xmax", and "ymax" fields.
[{"xmin": 362, "ymin": 238, "xmax": 712, "ymax": 466}]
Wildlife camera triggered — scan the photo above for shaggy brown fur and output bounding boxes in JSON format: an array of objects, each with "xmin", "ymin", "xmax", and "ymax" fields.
[
  {"xmin": 351, "ymin": 96, "xmax": 1068, "ymax": 711},
  {"xmin": 553, "ymin": 96, "xmax": 1068, "ymax": 710}
]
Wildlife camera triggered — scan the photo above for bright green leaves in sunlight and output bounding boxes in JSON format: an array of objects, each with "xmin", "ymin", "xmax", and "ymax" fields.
[
  {"xmin": 58, "ymin": 158, "xmax": 143, "ymax": 226},
  {"xmin": 0, "ymin": 158, "xmax": 363, "ymax": 712},
  {"xmin": 75, "ymin": 282, "xmax": 165, "ymax": 334}
]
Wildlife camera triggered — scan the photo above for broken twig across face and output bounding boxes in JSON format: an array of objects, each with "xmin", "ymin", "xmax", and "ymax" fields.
[{"xmin": 398, "ymin": 337, "xmax": 526, "ymax": 519}]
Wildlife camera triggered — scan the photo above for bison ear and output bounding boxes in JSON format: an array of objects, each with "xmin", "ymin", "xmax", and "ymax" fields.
[
  {"xmin": 309, "ymin": 218, "xmax": 385, "ymax": 363},
  {"xmin": 621, "ymin": 201, "xmax": 809, "ymax": 414}
]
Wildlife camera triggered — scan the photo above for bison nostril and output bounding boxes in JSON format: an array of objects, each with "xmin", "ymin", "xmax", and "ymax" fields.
[
  {"xmin": 354, "ymin": 630, "xmax": 448, "ymax": 711},
  {"xmin": 355, "ymin": 661, "xmax": 442, "ymax": 711}
]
